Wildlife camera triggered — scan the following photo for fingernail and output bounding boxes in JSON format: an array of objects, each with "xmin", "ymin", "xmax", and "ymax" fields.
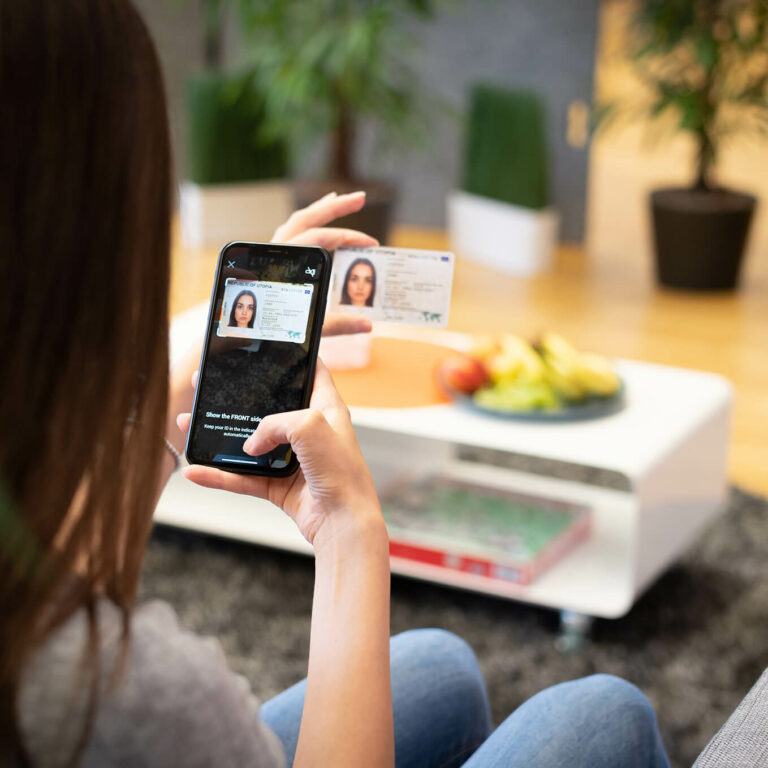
[
  {"xmin": 352, "ymin": 190, "xmax": 366, "ymax": 196},
  {"xmin": 243, "ymin": 435, "xmax": 257, "ymax": 454}
]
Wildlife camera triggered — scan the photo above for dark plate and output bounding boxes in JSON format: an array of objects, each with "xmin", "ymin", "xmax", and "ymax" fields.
[{"xmin": 449, "ymin": 380, "xmax": 626, "ymax": 422}]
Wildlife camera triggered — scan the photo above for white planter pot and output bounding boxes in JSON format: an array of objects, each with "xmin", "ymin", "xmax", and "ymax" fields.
[
  {"xmin": 447, "ymin": 190, "xmax": 559, "ymax": 276},
  {"xmin": 179, "ymin": 180, "xmax": 292, "ymax": 248}
]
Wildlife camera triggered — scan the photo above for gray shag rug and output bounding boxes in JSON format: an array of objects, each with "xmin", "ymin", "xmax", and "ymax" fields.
[{"xmin": 139, "ymin": 488, "xmax": 768, "ymax": 768}]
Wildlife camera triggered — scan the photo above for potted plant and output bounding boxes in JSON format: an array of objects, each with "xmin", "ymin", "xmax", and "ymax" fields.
[
  {"xmin": 622, "ymin": 0, "xmax": 767, "ymax": 290},
  {"xmin": 448, "ymin": 84, "xmax": 559, "ymax": 276},
  {"xmin": 179, "ymin": 0, "xmax": 291, "ymax": 247},
  {"xmin": 235, "ymin": 0, "xmax": 438, "ymax": 245}
]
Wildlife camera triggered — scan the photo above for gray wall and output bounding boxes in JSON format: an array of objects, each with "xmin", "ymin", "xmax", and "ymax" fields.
[{"xmin": 135, "ymin": 0, "xmax": 599, "ymax": 242}]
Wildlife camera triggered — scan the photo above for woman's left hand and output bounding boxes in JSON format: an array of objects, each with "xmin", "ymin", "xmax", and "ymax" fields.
[
  {"xmin": 273, "ymin": 189, "xmax": 376, "ymax": 251},
  {"xmin": 275, "ymin": 189, "xmax": 377, "ymax": 336}
]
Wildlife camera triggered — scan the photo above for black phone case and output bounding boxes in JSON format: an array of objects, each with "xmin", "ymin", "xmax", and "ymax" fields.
[{"xmin": 184, "ymin": 241, "xmax": 332, "ymax": 478}]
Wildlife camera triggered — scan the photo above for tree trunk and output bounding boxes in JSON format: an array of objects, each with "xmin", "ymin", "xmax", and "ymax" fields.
[
  {"xmin": 203, "ymin": 0, "xmax": 223, "ymax": 71},
  {"xmin": 695, "ymin": 20, "xmax": 717, "ymax": 192},
  {"xmin": 695, "ymin": 130, "xmax": 714, "ymax": 191},
  {"xmin": 330, "ymin": 100, "xmax": 355, "ymax": 182}
]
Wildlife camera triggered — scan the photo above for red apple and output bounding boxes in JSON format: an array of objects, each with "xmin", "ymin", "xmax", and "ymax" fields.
[{"xmin": 436, "ymin": 354, "xmax": 489, "ymax": 395}]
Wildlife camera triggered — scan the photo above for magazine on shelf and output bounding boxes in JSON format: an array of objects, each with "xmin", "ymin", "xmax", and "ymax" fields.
[{"xmin": 381, "ymin": 476, "xmax": 591, "ymax": 586}]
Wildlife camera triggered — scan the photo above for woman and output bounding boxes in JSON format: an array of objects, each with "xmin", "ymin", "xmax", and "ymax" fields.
[
  {"xmin": 340, "ymin": 257, "xmax": 376, "ymax": 307},
  {"xmin": 229, "ymin": 289, "xmax": 257, "ymax": 328},
  {"xmin": 0, "ymin": 2, "xmax": 670, "ymax": 767}
]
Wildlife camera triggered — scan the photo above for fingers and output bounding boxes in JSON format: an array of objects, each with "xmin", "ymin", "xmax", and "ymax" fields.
[
  {"xmin": 286, "ymin": 227, "xmax": 378, "ymax": 251},
  {"xmin": 306, "ymin": 360, "xmax": 352, "ymax": 423},
  {"xmin": 243, "ymin": 407, "xmax": 334, "ymax": 458},
  {"xmin": 321, "ymin": 313, "xmax": 373, "ymax": 337},
  {"xmin": 312, "ymin": 359, "xmax": 339, "ymax": 397},
  {"xmin": 191, "ymin": 370, "xmax": 199, "ymax": 389},
  {"xmin": 182, "ymin": 464, "xmax": 271, "ymax": 500},
  {"xmin": 272, "ymin": 191, "xmax": 368, "ymax": 242},
  {"xmin": 176, "ymin": 412, "xmax": 191, "ymax": 433}
]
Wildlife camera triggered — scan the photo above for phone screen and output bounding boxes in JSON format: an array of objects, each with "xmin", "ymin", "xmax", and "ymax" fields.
[{"xmin": 186, "ymin": 242, "xmax": 330, "ymax": 475}]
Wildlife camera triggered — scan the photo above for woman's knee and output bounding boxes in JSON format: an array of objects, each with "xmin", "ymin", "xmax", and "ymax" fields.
[
  {"xmin": 464, "ymin": 674, "xmax": 667, "ymax": 768},
  {"xmin": 531, "ymin": 673, "xmax": 661, "ymax": 741},
  {"xmin": 392, "ymin": 629, "xmax": 484, "ymax": 687},
  {"xmin": 389, "ymin": 629, "xmax": 492, "ymax": 765},
  {"xmin": 390, "ymin": 629, "xmax": 491, "ymax": 723},
  {"xmin": 574, "ymin": 674, "xmax": 657, "ymax": 719},
  {"xmin": 392, "ymin": 628, "xmax": 478, "ymax": 665}
]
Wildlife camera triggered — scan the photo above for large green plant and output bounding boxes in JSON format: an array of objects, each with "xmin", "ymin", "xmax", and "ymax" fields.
[
  {"xmin": 235, "ymin": 0, "xmax": 437, "ymax": 182},
  {"xmin": 462, "ymin": 85, "xmax": 548, "ymax": 210},
  {"xmin": 187, "ymin": 72, "xmax": 288, "ymax": 184},
  {"xmin": 185, "ymin": 0, "xmax": 288, "ymax": 185},
  {"xmin": 626, "ymin": 0, "xmax": 768, "ymax": 191}
]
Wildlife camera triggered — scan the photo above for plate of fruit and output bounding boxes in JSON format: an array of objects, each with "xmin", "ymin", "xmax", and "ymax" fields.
[{"xmin": 435, "ymin": 333, "xmax": 625, "ymax": 421}]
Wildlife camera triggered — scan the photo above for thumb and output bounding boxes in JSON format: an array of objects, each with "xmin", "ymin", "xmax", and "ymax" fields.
[
  {"xmin": 243, "ymin": 408, "xmax": 333, "ymax": 463},
  {"xmin": 322, "ymin": 313, "xmax": 373, "ymax": 337}
]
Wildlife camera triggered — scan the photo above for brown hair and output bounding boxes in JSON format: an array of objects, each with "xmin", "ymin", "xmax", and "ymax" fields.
[{"xmin": 0, "ymin": 0, "xmax": 172, "ymax": 762}]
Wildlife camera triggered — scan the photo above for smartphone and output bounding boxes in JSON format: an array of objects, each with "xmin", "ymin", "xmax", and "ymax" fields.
[{"xmin": 185, "ymin": 241, "xmax": 331, "ymax": 477}]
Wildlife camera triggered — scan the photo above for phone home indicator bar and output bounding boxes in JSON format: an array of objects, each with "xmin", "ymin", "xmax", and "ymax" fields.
[
  {"xmin": 215, "ymin": 455, "xmax": 267, "ymax": 465},
  {"xmin": 214, "ymin": 454, "xmax": 288, "ymax": 469}
]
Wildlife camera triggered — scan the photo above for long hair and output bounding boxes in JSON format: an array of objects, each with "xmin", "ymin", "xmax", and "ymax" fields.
[
  {"xmin": 0, "ymin": 0, "xmax": 172, "ymax": 762},
  {"xmin": 340, "ymin": 258, "xmax": 376, "ymax": 307},
  {"xmin": 228, "ymin": 290, "xmax": 257, "ymax": 328}
]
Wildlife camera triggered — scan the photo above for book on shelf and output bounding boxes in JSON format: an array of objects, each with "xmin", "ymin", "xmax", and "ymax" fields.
[{"xmin": 381, "ymin": 476, "xmax": 591, "ymax": 586}]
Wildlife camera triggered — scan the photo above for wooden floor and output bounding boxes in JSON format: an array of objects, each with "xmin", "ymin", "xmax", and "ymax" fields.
[{"xmin": 171, "ymin": 226, "xmax": 768, "ymax": 497}]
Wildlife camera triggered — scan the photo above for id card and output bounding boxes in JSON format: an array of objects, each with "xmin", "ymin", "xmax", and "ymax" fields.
[
  {"xmin": 217, "ymin": 278, "xmax": 314, "ymax": 343},
  {"xmin": 330, "ymin": 246, "xmax": 454, "ymax": 327}
]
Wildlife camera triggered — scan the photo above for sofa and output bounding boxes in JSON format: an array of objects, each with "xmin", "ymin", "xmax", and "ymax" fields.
[{"xmin": 693, "ymin": 668, "xmax": 768, "ymax": 767}]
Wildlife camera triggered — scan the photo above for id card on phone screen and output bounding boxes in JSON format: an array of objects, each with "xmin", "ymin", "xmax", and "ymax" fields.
[
  {"xmin": 218, "ymin": 278, "xmax": 314, "ymax": 343},
  {"xmin": 330, "ymin": 246, "xmax": 454, "ymax": 327}
]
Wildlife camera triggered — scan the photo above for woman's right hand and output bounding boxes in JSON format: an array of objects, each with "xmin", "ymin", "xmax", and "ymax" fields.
[{"xmin": 177, "ymin": 361, "xmax": 385, "ymax": 553}]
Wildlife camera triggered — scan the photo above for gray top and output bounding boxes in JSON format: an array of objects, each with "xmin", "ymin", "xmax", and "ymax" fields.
[
  {"xmin": 19, "ymin": 600, "xmax": 285, "ymax": 768},
  {"xmin": 693, "ymin": 667, "xmax": 768, "ymax": 768}
]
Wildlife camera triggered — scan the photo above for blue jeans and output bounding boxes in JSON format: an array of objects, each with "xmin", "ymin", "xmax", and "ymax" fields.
[{"xmin": 260, "ymin": 629, "xmax": 670, "ymax": 768}]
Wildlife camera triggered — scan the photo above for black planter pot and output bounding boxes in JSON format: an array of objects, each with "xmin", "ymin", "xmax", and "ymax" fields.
[
  {"xmin": 292, "ymin": 179, "xmax": 395, "ymax": 246},
  {"xmin": 650, "ymin": 187, "xmax": 756, "ymax": 291}
]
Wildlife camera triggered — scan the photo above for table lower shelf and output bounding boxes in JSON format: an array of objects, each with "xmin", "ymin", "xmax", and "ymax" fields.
[{"xmin": 155, "ymin": 461, "xmax": 640, "ymax": 619}]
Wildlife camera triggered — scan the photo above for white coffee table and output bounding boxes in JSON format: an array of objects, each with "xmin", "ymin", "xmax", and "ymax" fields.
[{"xmin": 157, "ymin": 308, "xmax": 732, "ymax": 626}]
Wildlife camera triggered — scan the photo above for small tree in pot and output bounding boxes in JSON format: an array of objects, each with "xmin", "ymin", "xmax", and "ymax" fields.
[
  {"xmin": 180, "ymin": 0, "xmax": 290, "ymax": 247},
  {"xmin": 236, "ymin": 0, "xmax": 438, "ymax": 244},
  {"xmin": 625, "ymin": 0, "xmax": 768, "ymax": 290}
]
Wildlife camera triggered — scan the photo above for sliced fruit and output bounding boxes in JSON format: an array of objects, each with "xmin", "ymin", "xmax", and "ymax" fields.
[
  {"xmin": 574, "ymin": 353, "xmax": 621, "ymax": 396},
  {"xmin": 498, "ymin": 334, "xmax": 546, "ymax": 383},
  {"xmin": 539, "ymin": 332, "xmax": 580, "ymax": 364},
  {"xmin": 470, "ymin": 334, "xmax": 502, "ymax": 362},
  {"xmin": 487, "ymin": 351, "xmax": 525, "ymax": 385},
  {"xmin": 544, "ymin": 356, "xmax": 586, "ymax": 401},
  {"xmin": 473, "ymin": 381, "xmax": 559, "ymax": 412}
]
